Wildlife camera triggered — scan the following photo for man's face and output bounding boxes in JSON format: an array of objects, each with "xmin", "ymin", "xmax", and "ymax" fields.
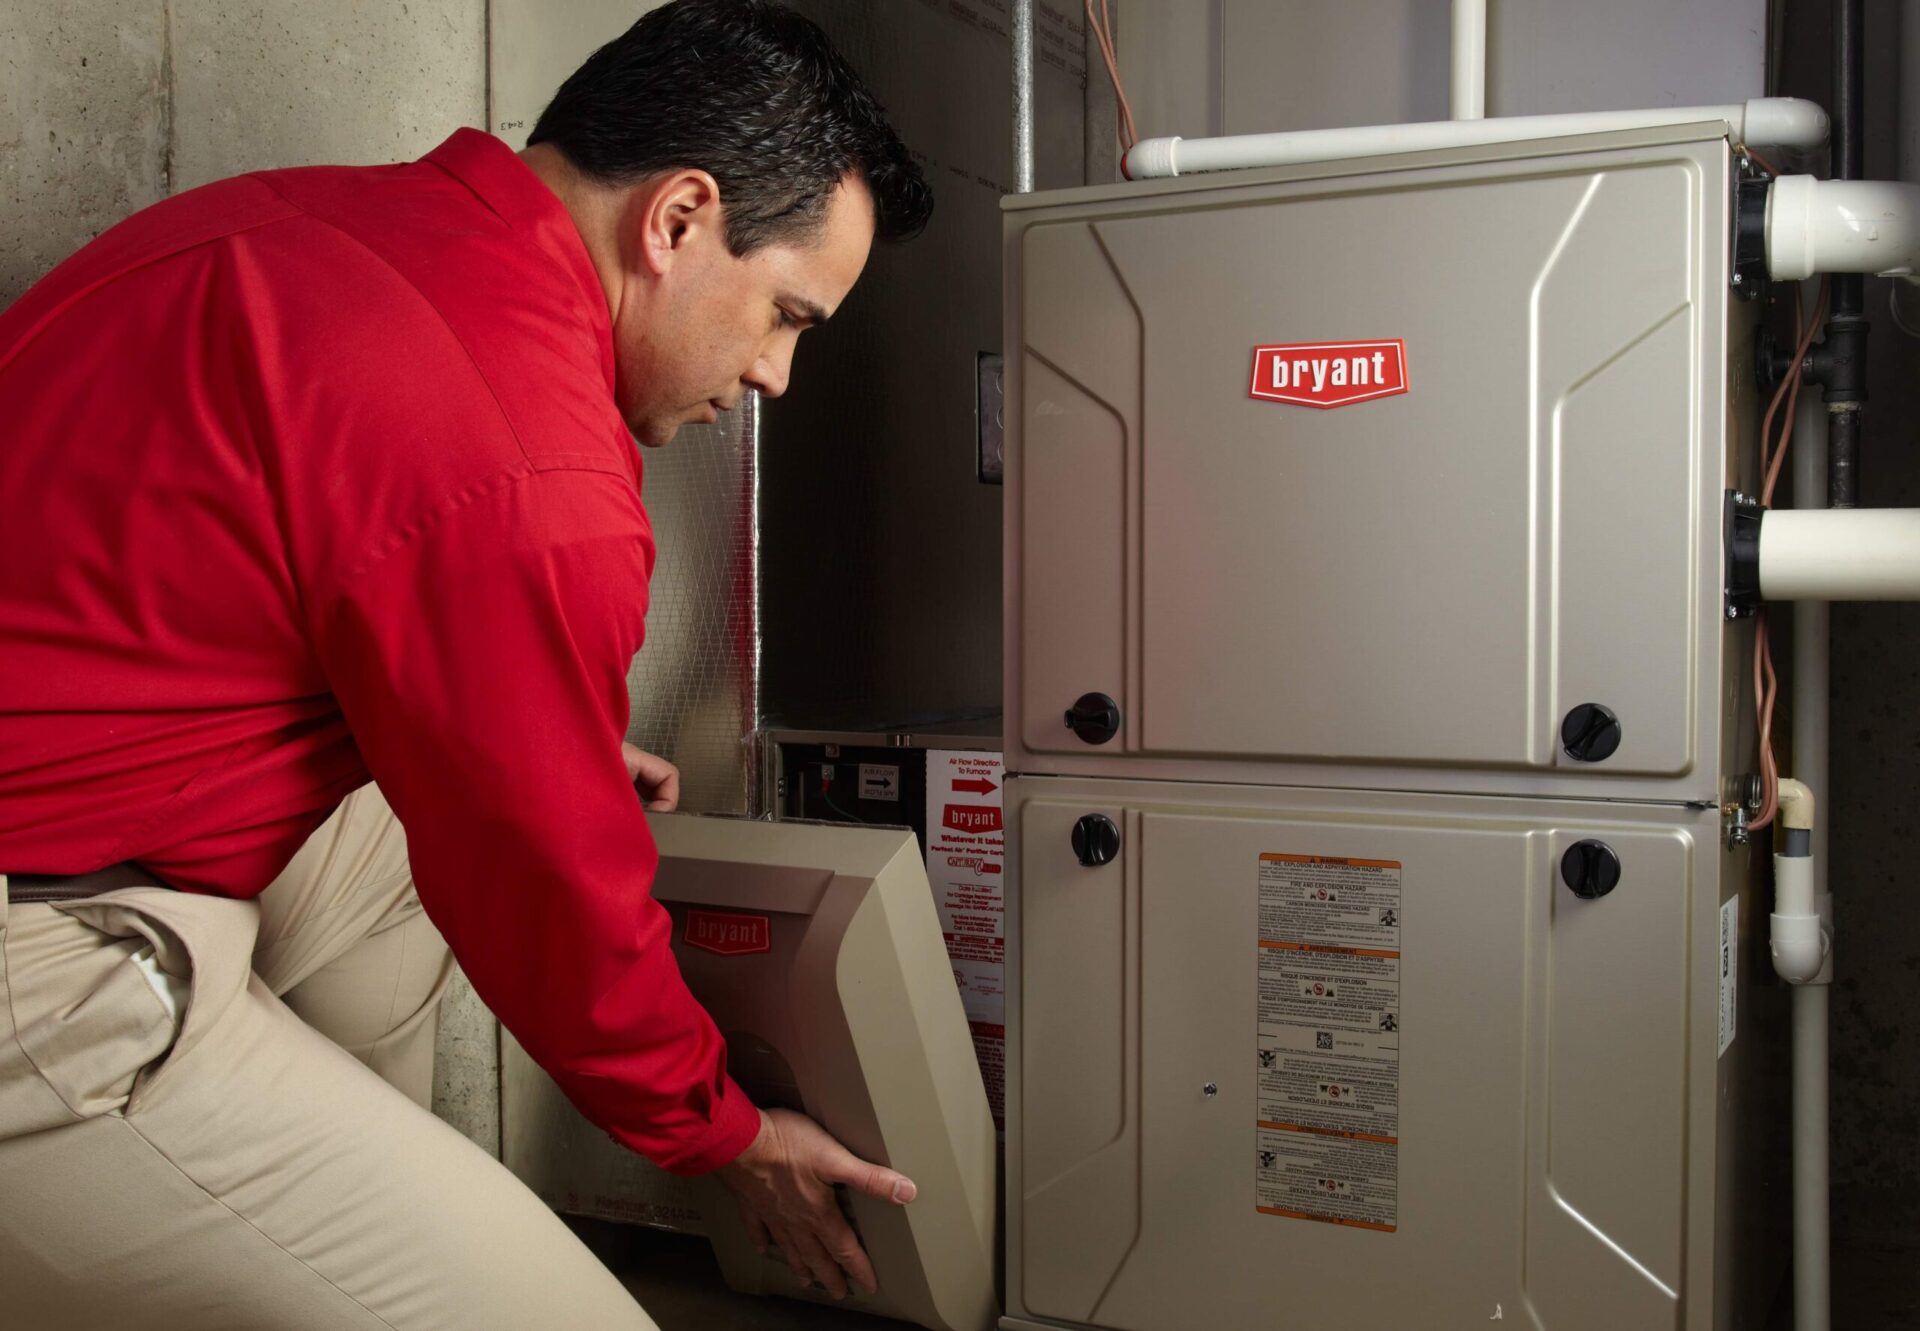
[{"xmin": 612, "ymin": 175, "xmax": 875, "ymax": 446}]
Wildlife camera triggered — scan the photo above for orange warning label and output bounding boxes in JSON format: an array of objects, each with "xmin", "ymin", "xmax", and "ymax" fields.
[
  {"xmin": 1255, "ymin": 1206, "xmax": 1397, "ymax": 1233},
  {"xmin": 1260, "ymin": 853, "xmax": 1402, "ymax": 870},
  {"xmin": 1256, "ymin": 852, "xmax": 1401, "ymax": 1233}
]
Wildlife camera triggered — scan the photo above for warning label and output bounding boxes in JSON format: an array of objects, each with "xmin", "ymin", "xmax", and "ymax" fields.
[
  {"xmin": 926, "ymin": 750, "xmax": 1006, "ymax": 1128},
  {"xmin": 1718, "ymin": 896, "xmax": 1738, "ymax": 1058},
  {"xmin": 1255, "ymin": 854, "xmax": 1401, "ymax": 1233}
]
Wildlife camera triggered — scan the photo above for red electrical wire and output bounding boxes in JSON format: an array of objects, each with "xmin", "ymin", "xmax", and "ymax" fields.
[{"xmin": 1084, "ymin": 0, "xmax": 1138, "ymax": 153}]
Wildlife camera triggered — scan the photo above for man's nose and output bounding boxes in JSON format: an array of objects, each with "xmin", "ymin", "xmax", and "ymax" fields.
[{"xmin": 746, "ymin": 346, "xmax": 792, "ymax": 399}]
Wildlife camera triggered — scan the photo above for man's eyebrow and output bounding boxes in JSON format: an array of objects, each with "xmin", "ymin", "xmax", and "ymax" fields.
[{"xmin": 782, "ymin": 296, "xmax": 831, "ymax": 326}]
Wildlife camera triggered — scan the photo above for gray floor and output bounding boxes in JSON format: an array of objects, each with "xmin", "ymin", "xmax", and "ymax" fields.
[
  {"xmin": 569, "ymin": 1219, "xmax": 891, "ymax": 1331},
  {"xmin": 579, "ymin": 1193, "xmax": 1920, "ymax": 1331}
]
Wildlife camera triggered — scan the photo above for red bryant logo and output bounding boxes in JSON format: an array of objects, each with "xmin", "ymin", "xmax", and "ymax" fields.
[
  {"xmin": 683, "ymin": 909, "xmax": 771, "ymax": 957},
  {"xmin": 1249, "ymin": 339, "xmax": 1409, "ymax": 409}
]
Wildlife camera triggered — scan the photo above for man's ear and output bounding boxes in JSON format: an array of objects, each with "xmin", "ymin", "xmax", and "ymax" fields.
[{"xmin": 634, "ymin": 169, "xmax": 723, "ymax": 276}]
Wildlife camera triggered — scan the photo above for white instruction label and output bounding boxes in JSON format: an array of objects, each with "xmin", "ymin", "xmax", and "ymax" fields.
[
  {"xmin": 925, "ymin": 750, "xmax": 1006, "ymax": 1128},
  {"xmin": 858, "ymin": 763, "xmax": 901, "ymax": 803},
  {"xmin": 1256, "ymin": 854, "xmax": 1401, "ymax": 1234},
  {"xmin": 1718, "ymin": 896, "xmax": 1738, "ymax": 1057}
]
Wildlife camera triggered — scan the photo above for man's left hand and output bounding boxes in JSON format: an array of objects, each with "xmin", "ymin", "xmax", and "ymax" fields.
[{"xmin": 622, "ymin": 743, "xmax": 680, "ymax": 812}]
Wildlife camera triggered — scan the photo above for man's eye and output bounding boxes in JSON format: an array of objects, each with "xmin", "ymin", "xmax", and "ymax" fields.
[{"xmin": 776, "ymin": 308, "xmax": 800, "ymax": 330}]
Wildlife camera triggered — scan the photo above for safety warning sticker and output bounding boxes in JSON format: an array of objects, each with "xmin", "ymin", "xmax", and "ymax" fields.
[
  {"xmin": 1255, "ymin": 853, "xmax": 1401, "ymax": 1233},
  {"xmin": 926, "ymin": 750, "xmax": 1006, "ymax": 1128},
  {"xmin": 1718, "ymin": 896, "xmax": 1738, "ymax": 1057}
]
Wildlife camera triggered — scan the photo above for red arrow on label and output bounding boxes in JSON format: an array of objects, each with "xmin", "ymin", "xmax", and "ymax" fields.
[{"xmin": 953, "ymin": 777, "xmax": 998, "ymax": 795}]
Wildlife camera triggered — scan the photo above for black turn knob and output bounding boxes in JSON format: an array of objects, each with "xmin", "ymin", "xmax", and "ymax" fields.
[
  {"xmin": 1065, "ymin": 692, "xmax": 1122, "ymax": 746},
  {"xmin": 1560, "ymin": 703, "xmax": 1622, "ymax": 763},
  {"xmin": 1561, "ymin": 840, "xmax": 1622, "ymax": 900},
  {"xmin": 1072, "ymin": 814, "xmax": 1121, "ymax": 867}
]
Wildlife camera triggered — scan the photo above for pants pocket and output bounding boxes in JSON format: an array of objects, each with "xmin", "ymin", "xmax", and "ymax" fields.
[
  {"xmin": 50, "ymin": 888, "xmax": 262, "ymax": 1112},
  {"xmin": 0, "ymin": 904, "xmax": 182, "ymax": 1132}
]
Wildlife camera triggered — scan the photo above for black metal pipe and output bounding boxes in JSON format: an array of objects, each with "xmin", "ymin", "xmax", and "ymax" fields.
[
  {"xmin": 1834, "ymin": 0, "xmax": 1864, "ymax": 189},
  {"xmin": 1829, "ymin": 405, "xmax": 1861, "ymax": 507},
  {"xmin": 1828, "ymin": 0, "xmax": 1867, "ymax": 506},
  {"xmin": 1831, "ymin": 0, "xmax": 1864, "ymax": 324}
]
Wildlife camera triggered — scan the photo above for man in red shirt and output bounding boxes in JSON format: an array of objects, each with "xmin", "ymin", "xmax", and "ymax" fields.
[{"xmin": 0, "ymin": 2, "xmax": 933, "ymax": 1325}]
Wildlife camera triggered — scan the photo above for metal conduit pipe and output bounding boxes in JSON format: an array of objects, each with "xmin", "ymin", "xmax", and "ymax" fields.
[
  {"xmin": 1011, "ymin": 0, "xmax": 1035, "ymax": 194},
  {"xmin": 1828, "ymin": 0, "xmax": 1867, "ymax": 509}
]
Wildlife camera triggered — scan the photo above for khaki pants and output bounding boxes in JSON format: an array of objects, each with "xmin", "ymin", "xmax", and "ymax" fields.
[{"xmin": 0, "ymin": 785, "xmax": 656, "ymax": 1330}]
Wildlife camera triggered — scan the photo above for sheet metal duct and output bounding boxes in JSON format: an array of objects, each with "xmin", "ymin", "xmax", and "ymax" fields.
[{"xmin": 624, "ymin": 398, "xmax": 763, "ymax": 817}]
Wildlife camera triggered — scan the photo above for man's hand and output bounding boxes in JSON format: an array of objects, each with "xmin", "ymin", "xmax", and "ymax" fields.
[
  {"xmin": 714, "ymin": 1107, "xmax": 917, "ymax": 1299},
  {"xmin": 621, "ymin": 742, "xmax": 680, "ymax": 811}
]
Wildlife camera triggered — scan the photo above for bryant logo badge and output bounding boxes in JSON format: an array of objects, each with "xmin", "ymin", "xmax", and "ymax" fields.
[
  {"xmin": 1249, "ymin": 339, "xmax": 1409, "ymax": 409},
  {"xmin": 683, "ymin": 909, "xmax": 771, "ymax": 957}
]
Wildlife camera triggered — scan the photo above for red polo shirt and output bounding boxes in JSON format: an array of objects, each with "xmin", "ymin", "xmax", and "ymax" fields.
[{"xmin": 0, "ymin": 129, "xmax": 760, "ymax": 1174}]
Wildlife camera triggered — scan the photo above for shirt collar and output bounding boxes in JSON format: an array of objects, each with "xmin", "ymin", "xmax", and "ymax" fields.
[{"xmin": 422, "ymin": 128, "xmax": 615, "ymax": 392}]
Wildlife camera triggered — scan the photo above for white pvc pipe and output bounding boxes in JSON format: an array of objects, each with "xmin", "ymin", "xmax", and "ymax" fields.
[
  {"xmin": 1759, "ymin": 508, "xmax": 1920, "ymax": 600},
  {"xmin": 1123, "ymin": 97, "xmax": 1828, "ymax": 179},
  {"xmin": 1789, "ymin": 384, "xmax": 1832, "ymax": 924},
  {"xmin": 1451, "ymin": 0, "xmax": 1486, "ymax": 121},
  {"xmin": 1772, "ymin": 852, "xmax": 1826, "ymax": 982},
  {"xmin": 1793, "ymin": 985, "xmax": 1832, "ymax": 1331},
  {"xmin": 1788, "ymin": 378, "xmax": 1833, "ymax": 1331},
  {"xmin": 1767, "ymin": 176, "xmax": 1920, "ymax": 279}
]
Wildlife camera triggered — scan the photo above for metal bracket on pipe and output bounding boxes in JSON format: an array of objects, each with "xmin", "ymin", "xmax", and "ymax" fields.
[{"xmin": 1724, "ymin": 490, "xmax": 1765, "ymax": 620}]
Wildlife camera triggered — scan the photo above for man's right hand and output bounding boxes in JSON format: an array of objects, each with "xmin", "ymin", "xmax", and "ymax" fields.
[{"xmin": 713, "ymin": 1107, "xmax": 917, "ymax": 1299}]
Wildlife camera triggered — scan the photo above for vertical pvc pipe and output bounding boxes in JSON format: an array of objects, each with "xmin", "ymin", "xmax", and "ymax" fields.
[
  {"xmin": 1012, "ymin": 0, "xmax": 1036, "ymax": 193},
  {"xmin": 1790, "ymin": 355, "xmax": 1832, "ymax": 1331},
  {"xmin": 1793, "ymin": 985, "xmax": 1832, "ymax": 1331},
  {"xmin": 1451, "ymin": 0, "xmax": 1487, "ymax": 120}
]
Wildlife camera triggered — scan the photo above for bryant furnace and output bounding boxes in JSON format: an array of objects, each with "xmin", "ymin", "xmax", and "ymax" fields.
[{"xmin": 1000, "ymin": 123, "xmax": 1787, "ymax": 1330}]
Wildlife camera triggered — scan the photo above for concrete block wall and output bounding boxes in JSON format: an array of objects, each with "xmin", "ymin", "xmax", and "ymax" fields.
[{"xmin": 0, "ymin": 0, "xmax": 486, "ymax": 305}]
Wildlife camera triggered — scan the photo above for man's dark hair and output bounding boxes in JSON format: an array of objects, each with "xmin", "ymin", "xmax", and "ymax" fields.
[{"xmin": 529, "ymin": 0, "xmax": 933, "ymax": 255}]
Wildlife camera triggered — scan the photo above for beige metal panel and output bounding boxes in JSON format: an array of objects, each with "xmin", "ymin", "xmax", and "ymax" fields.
[
  {"xmin": 650, "ymin": 814, "xmax": 999, "ymax": 1331},
  {"xmin": 1019, "ymin": 352, "xmax": 1130, "ymax": 755},
  {"xmin": 1003, "ymin": 775, "xmax": 1767, "ymax": 1331},
  {"xmin": 1004, "ymin": 127, "xmax": 1735, "ymax": 803},
  {"xmin": 502, "ymin": 815, "xmax": 999, "ymax": 1330},
  {"xmin": 1016, "ymin": 797, "xmax": 1138, "ymax": 1316}
]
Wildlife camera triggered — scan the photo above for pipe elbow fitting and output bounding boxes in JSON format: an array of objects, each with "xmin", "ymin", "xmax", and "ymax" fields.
[
  {"xmin": 1776, "ymin": 778, "xmax": 1816, "ymax": 832},
  {"xmin": 1740, "ymin": 97, "xmax": 1829, "ymax": 153},
  {"xmin": 1123, "ymin": 137, "xmax": 1182, "ymax": 180},
  {"xmin": 1770, "ymin": 911, "xmax": 1830, "ymax": 984}
]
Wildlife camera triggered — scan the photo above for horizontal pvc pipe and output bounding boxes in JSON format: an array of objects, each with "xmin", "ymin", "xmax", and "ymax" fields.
[
  {"xmin": 1452, "ymin": 0, "xmax": 1486, "ymax": 121},
  {"xmin": 1760, "ymin": 508, "xmax": 1920, "ymax": 600},
  {"xmin": 1123, "ymin": 97, "xmax": 1828, "ymax": 178},
  {"xmin": 1768, "ymin": 175, "xmax": 1920, "ymax": 279}
]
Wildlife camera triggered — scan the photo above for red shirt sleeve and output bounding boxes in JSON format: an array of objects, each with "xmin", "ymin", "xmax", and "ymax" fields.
[{"xmin": 311, "ymin": 460, "xmax": 761, "ymax": 1175}]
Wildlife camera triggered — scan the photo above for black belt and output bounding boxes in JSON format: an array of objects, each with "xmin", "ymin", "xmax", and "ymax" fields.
[{"xmin": 5, "ymin": 864, "xmax": 149, "ymax": 904}]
